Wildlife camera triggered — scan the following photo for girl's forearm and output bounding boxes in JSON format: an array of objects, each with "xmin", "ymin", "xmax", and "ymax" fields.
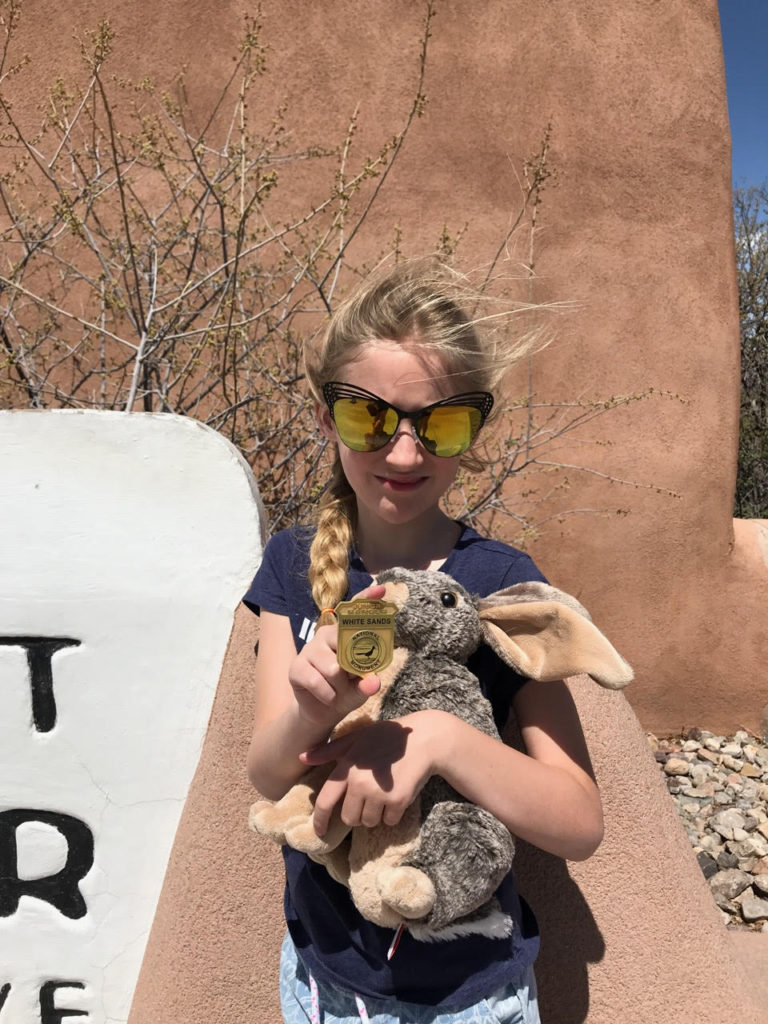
[
  {"xmin": 247, "ymin": 705, "xmax": 338, "ymax": 800},
  {"xmin": 428, "ymin": 711, "xmax": 604, "ymax": 862}
]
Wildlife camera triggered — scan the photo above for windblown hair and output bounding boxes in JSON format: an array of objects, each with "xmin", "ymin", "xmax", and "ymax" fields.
[{"xmin": 304, "ymin": 258, "xmax": 544, "ymax": 621}]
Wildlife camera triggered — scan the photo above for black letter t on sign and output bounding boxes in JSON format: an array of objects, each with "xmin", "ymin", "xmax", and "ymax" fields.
[{"xmin": 0, "ymin": 636, "xmax": 81, "ymax": 732}]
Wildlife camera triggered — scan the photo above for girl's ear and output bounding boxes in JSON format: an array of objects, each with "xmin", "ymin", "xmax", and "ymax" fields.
[{"xmin": 315, "ymin": 402, "xmax": 336, "ymax": 441}]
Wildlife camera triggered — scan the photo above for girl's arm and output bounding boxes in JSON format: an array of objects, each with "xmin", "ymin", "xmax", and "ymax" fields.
[
  {"xmin": 432, "ymin": 679, "xmax": 604, "ymax": 861},
  {"xmin": 247, "ymin": 588, "xmax": 385, "ymax": 800},
  {"xmin": 303, "ymin": 679, "xmax": 603, "ymax": 862}
]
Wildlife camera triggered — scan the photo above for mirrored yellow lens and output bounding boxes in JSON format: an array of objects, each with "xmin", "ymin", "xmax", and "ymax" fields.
[
  {"xmin": 333, "ymin": 398, "xmax": 398, "ymax": 451},
  {"xmin": 420, "ymin": 405, "xmax": 481, "ymax": 457}
]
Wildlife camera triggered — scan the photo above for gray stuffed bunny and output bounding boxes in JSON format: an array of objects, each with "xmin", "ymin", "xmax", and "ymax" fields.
[{"xmin": 250, "ymin": 568, "xmax": 632, "ymax": 940}]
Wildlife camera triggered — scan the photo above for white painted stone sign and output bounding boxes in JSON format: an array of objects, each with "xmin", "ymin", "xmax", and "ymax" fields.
[{"xmin": 0, "ymin": 411, "xmax": 265, "ymax": 1023}]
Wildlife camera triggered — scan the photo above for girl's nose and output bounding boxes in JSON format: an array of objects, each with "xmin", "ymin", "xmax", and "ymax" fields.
[{"xmin": 383, "ymin": 419, "xmax": 423, "ymax": 464}]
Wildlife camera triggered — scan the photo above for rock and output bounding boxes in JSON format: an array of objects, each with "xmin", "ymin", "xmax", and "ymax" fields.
[
  {"xmin": 697, "ymin": 851, "xmax": 719, "ymax": 880},
  {"xmin": 688, "ymin": 783, "xmax": 716, "ymax": 799},
  {"xmin": 711, "ymin": 808, "xmax": 747, "ymax": 839},
  {"xmin": 704, "ymin": 736, "xmax": 725, "ymax": 752},
  {"xmin": 698, "ymin": 748, "xmax": 721, "ymax": 765},
  {"xmin": 730, "ymin": 835, "xmax": 768, "ymax": 859},
  {"xmin": 740, "ymin": 781, "xmax": 760, "ymax": 802},
  {"xmin": 710, "ymin": 869, "xmax": 752, "ymax": 902},
  {"xmin": 650, "ymin": 726, "xmax": 768, "ymax": 931},
  {"xmin": 740, "ymin": 894, "xmax": 768, "ymax": 922},
  {"xmin": 698, "ymin": 833, "xmax": 723, "ymax": 855},
  {"xmin": 722, "ymin": 742, "xmax": 744, "ymax": 759}
]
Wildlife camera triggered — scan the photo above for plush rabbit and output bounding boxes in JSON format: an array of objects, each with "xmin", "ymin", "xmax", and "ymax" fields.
[{"xmin": 250, "ymin": 568, "xmax": 632, "ymax": 940}]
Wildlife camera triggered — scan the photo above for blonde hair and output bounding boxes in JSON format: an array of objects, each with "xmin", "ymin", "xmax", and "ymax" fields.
[{"xmin": 305, "ymin": 258, "xmax": 542, "ymax": 622}]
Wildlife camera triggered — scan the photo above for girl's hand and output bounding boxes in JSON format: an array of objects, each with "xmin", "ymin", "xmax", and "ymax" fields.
[
  {"xmin": 300, "ymin": 711, "xmax": 445, "ymax": 836},
  {"xmin": 288, "ymin": 583, "xmax": 386, "ymax": 728}
]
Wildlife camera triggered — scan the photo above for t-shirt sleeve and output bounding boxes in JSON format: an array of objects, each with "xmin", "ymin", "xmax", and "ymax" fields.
[
  {"xmin": 500, "ymin": 550, "xmax": 548, "ymax": 588},
  {"xmin": 472, "ymin": 546, "xmax": 550, "ymax": 724},
  {"xmin": 242, "ymin": 532, "xmax": 291, "ymax": 616}
]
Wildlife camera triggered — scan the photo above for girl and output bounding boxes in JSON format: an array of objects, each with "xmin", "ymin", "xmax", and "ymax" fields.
[{"xmin": 245, "ymin": 260, "xmax": 603, "ymax": 1024}]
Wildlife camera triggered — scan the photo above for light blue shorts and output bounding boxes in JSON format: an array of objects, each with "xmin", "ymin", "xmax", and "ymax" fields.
[{"xmin": 279, "ymin": 933, "xmax": 540, "ymax": 1024}]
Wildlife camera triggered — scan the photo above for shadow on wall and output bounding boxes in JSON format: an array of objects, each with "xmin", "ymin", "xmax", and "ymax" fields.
[
  {"xmin": 516, "ymin": 845, "xmax": 605, "ymax": 1023},
  {"xmin": 510, "ymin": 679, "xmax": 766, "ymax": 1024}
]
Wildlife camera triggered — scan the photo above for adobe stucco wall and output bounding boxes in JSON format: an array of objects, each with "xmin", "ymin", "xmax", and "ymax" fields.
[
  {"xmin": 11, "ymin": 0, "xmax": 764, "ymax": 734},
  {"xmin": 128, "ymin": 618, "xmax": 766, "ymax": 1023}
]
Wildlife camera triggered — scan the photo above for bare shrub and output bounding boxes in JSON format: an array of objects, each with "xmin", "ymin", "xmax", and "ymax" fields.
[{"xmin": 0, "ymin": 0, "xmax": 665, "ymax": 539}]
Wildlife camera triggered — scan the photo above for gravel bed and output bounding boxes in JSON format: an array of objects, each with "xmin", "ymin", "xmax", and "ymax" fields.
[{"xmin": 648, "ymin": 727, "xmax": 768, "ymax": 932}]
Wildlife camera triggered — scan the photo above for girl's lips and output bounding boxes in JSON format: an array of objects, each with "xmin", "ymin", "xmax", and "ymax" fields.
[{"xmin": 375, "ymin": 475, "xmax": 427, "ymax": 491}]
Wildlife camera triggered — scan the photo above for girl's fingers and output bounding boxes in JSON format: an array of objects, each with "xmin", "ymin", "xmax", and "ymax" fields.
[
  {"xmin": 312, "ymin": 773, "xmax": 349, "ymax": 836},
  {"xmin": 300, "ymin": 733, "xmax": 354, "ymax": 765},
  {"xmin": 350, "ymin": 582, "xmax": 386, "ymax": 601},
  {"xmin": 381, "ymin": 800, "xmax": 407, "ymax": 827},
  {"xmin": 359, "ymin": 798, "xmax": 385, "ymax": 829},
  {"xmin": 290, "ymin": 663, "xmax": 337, "ymax": 705},
  {"xmin": 355, "ymin": 673, "xmax": 381, "ymax": 698}
]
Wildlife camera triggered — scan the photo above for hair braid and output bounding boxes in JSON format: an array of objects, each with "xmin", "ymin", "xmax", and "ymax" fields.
[{"xmin": 309, "ymin": 454, "xmax": 357, "ymax": 623}]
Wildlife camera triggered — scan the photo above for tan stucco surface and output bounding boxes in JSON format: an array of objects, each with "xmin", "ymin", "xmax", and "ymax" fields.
[
  {"xmin": 12, "ymin": 0, "xmax": 765, "ymax": 733},
  {"xmin": 129, "ymin": 612, "xmax": 766, "ymax": 1023},
  {"xmin": 10, "ymin": 0, "xmax": 767, "ymax": 1017}
]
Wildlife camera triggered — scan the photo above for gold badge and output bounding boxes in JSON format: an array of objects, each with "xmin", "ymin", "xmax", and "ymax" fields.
[{"xmin": 336, "ymin": 598, "xmax": 397, "ymax": 676}]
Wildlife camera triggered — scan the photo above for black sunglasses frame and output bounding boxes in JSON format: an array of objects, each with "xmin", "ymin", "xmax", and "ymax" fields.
[{"xmin": 322, "ymin": 381, "xmax": 494, "ymax": 457}]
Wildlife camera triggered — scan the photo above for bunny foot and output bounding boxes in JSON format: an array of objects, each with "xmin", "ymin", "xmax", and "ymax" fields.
[
  {"xmin": 377, "ymin": 865, "xmax": 436, "ymax": 920},
  {"xmin": 285, "ymin": 812, "xmax": 351, "ymax": 856},
  {"xmin": 248, "ymin": 798, "xmax": 306, "ymax": 843}
]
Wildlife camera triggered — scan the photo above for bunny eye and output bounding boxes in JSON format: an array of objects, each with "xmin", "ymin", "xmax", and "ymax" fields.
[{"xmin": 440, "ymin": 591, "xmax": 458, "ymax": 608}]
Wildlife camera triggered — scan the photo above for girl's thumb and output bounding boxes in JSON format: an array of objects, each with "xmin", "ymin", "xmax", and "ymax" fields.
[{"xmin": 356, "ymin": 673, "xmax": 381, "ymax": 698}]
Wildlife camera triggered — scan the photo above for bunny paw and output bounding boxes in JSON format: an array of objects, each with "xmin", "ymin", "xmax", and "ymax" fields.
[
  {"xmin": 285, "ymin": 816, "xmax": 350, "ymax": 855},
  {"xmin": 377, "ymin": 866, "xmax": 436, "ymax": 919},
  {"xmin": 248, "ymin": 800, "xmax": 307, "ymax": 843}
]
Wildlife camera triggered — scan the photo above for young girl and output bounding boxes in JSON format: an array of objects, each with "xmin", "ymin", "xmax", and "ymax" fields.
[{"xmin": 245, "ymin": 260, "xmax": 603, "ymax": 1024}]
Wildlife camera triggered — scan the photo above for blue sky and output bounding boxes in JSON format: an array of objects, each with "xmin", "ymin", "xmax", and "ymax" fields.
[{"xmin": 718, "ymin": 0, "xmax": 768, "ymax": 187}]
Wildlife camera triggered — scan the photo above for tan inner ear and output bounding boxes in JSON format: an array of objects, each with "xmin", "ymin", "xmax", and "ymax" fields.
[
  {"xmin": 479, "ymin": 602, "xmax": 633, "ymax": 689},
  {"xmin": 378, "ymin": 580, "xmax": 409, "ymax": 609}
]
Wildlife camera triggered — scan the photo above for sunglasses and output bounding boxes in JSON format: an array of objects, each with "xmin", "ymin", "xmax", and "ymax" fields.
[{"xmin": 322, "ymin": 382, "xmax": 493, "ymax": 458}]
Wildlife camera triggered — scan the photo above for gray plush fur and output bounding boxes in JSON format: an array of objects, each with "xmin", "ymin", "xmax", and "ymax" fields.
[{"xmin": 373, "ymin": 568, "xmax": 516, "ymax": 936}]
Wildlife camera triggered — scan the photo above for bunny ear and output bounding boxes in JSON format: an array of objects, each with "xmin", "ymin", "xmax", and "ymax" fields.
[{"xmin": 477, "ymin": 596, "xmax": 633, "ymax": 690}]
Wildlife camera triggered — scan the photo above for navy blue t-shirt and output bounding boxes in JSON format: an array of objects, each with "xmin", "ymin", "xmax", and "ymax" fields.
[{"xmin": 244, "ymin": 523, "xmax": 547, "ymax": 1009}]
